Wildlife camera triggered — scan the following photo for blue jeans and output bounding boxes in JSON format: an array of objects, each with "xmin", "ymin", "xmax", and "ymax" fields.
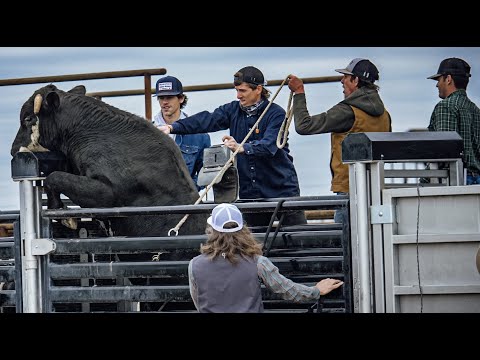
[{"xmin": 467, "ymin": 174, "xmax": 480, "ymax": 185}]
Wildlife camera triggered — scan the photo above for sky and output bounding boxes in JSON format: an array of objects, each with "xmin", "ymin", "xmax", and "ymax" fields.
[{"xmin": 1, "ymin": 47, "xmax": 479, "ymax": 211}]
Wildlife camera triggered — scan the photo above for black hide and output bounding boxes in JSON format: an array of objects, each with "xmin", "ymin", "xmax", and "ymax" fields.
[{"xmin": 11, "ymin": 84, "xmax": 208, "ymax": 236}]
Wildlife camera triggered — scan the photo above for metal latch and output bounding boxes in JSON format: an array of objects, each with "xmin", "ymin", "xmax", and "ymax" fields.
[
  {"xmin": 370, "ymin": 205, "xmax": 393, "ymax": 224},
  {"xmin": 31, "ymin": 238, "xmax": 56, "ymax": 256},
  {"xmin": 197, "ymin": 145, "xmax": 236, "ymax": 186}
]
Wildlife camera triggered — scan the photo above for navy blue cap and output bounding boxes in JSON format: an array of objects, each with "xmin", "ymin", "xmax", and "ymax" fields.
[{"xmin": 153, "ymin": 76, "xmax": 183, "ymax": 97}]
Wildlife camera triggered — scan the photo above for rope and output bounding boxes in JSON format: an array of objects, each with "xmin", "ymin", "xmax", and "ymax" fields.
[
  {"xmin": 276, "ymin": 90, "xmax": 294, "ymax": 149},
  {"xmin": 168, "ymin": 75, "xmax": 291, "ymax": 236}
]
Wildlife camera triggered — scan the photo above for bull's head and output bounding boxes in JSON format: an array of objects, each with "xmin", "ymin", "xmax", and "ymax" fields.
[{"xmin": 10, "ymin": 84, "xmax": 85, "ymax": 156}]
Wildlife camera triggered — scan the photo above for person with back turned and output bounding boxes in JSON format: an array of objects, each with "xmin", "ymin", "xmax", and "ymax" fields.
[{"xmin": 188, "ymin": 203, "xmax": 344, "ymax": 312}]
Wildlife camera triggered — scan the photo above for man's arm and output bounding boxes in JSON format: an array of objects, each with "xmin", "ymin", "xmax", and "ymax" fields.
[
  {"xmin": 292, "ymin": 93, "xmax": 355, "ymax": 135},
  {"xmin": 257, "ymin": 255, "xmax": 320, "ymax": 302}
]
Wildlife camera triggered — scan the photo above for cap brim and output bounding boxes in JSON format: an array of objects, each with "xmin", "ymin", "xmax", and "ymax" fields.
[
  {"xmin": 335, "ymin": 68, "xmax": 354, "ymax": 76},
  {"xmin": 151, "ymin": 91, "xmax": 182, "ymax": 97},
  {"xmin": 427, "ymin": 73, "xmax": 442, "ymax": 80}
]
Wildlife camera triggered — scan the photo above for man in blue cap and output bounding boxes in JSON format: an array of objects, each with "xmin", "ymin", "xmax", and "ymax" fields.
[
  {"xmin": 152, "ymin": 75, "xmax": 211, "ymax": 190},
  {"xmin": 427, "ymin": 57, "xmax": 480, "ymax": 185}
]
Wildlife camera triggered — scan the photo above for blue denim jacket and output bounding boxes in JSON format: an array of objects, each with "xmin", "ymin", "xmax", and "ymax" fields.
[
  {"xmin": 153, "ymin": 111, "xmax": 211, "ymax": 190},
  {"xmin": 175, "ymin": 133, "xmax": 211, "ymax": 189}
]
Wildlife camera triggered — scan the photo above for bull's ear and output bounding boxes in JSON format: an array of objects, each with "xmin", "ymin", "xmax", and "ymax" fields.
[
  {"xmin": 68, "ymin": 85, "xmax": 86, "ymax": 95},
  {"xmin": 44, "ymin": 91, "xmax": 60, "ymax": 112}
]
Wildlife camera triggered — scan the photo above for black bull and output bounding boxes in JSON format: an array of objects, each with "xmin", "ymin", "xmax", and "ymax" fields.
[{"xmin": 11, "ymin": 84, "xmax": 209, "ymax": 236}]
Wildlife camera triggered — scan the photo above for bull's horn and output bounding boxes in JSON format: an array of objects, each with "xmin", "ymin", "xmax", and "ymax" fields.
[{"xmin": 34, "ymin": 94, "xmax": 43, "ymax": 115}]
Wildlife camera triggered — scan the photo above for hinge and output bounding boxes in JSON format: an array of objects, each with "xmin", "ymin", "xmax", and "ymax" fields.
[{"xmin": 31, "ymin": 238, "xmax": 56, "ymax": 256}]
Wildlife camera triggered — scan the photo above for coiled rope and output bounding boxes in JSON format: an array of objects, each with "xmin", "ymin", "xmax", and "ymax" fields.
[{"xmin": 276, "ymin": 89, "xmax": 294, "ymax": 149}]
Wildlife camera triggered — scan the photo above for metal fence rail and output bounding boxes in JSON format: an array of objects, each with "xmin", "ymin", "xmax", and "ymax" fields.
[{"xmin": 36, "ymin": 197, "xmax": 352, "ymax": 313}]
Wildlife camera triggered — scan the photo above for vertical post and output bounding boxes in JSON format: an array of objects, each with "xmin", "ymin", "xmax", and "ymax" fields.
[
  {"xmin": 354, "ymin": 162, "xmax": 372, "ymax": 313},
  {"xmin": 21, "ymin": 180, "xmax": 40, "ymax": 313},
  {"xmin": 144, "ymin": 74, "xmax": 152, "ymax": 121}
]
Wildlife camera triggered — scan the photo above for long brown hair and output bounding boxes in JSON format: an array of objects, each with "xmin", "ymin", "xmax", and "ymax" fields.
[{"xmin": 200, "ymin": 222, "xmax": 263, "ymax": 264}]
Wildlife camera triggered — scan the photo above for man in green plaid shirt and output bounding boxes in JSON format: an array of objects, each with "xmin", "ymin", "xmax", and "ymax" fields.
[{"xmin": 428, "ymin": 57, "xmax": 480, "ymax": 185}]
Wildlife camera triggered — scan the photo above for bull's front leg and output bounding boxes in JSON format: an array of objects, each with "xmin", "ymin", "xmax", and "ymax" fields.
[
  {"xmin": 44, "ymin": 171, "xmax": 117, "ymax": 208},
  {"xmin": 44, "ymin": 171, "xmax": 117, "ymax": 230}
]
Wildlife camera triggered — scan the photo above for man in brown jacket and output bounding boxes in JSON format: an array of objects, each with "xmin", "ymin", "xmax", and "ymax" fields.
[
  {"xmin": 288, "ymin": 58, "xmax": 391, "ymax": 222},
  {"xmin": 288, "ymin": 58, "xmax": 392, "ymax": 194}
]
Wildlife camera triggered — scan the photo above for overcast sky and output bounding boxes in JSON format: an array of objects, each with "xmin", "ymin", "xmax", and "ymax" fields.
[{"xmin": 1, "ymin": 47, "xmax": 479, "ymax": 211}]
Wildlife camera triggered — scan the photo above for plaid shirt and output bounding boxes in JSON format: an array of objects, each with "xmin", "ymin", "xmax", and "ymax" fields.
[
  {"xmin": 256, "ymin": 255, "xmax": 321, "ymax": 302},
  {"xmin": 428, "ymin": 89, "xmax": 480, "ymax": 172}
]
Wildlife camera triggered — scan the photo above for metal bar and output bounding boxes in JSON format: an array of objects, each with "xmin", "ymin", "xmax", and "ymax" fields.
[
  {"xmin": 41, "ymin": 198, "xmax": 350, "ymax": 219},
  {"xmin": 49, "ymin": 283, "xmax": 345, "ymax": 304},
  {"xmin": 21, "ymin": 180, "xmax": 39, "ymax": 312},
  {"xmin": 0, "ymin": 68, "xmax": 167, "ymax": 86},
  {"xmin": 384, "ymin": 170, "xmax": 448, "ymax": 178},
  {"xmin": 86, "ymin": 76, "xmax": 343, "ymax": 98},
  {"xmin": 13, "ymin": 221, "xmax": 23, "ymax": 312},
  {"xmin": 370, "ymin": 162, "xmax": 386, "ymax": 313},
  {"xmin": 0, "ymin": 214, "xmax": 20, "ymax": 221},
  {"xmin": 48, "ymin": 257, "xmax": 343, "ymax": 279},
  {"xmin": 52, "ymin": 230, "xmax": 343, "ymax": 254},
  {"xmin": 354, "ymin": 162, "xmax": 372, "ymax": 313},
  {"xmin": 144, "ymin": 74, "xmax": 152, "ymax": 120}
]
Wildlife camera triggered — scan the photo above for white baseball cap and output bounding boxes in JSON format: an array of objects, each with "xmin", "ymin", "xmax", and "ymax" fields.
[{"xmin": 207, "ymin": 203, "xmax": 244, "ymax": 233}]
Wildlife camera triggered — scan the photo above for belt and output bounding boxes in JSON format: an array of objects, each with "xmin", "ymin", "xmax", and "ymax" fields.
[{"xmin": 467, "ymin": 170, "xmax": 480, "ymax": 177}]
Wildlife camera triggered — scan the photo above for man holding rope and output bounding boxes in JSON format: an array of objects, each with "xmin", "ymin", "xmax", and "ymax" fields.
[
  {"xmin": 288, "ymin": 58, "xmax": 392, "ymax": 223},
  {"xmin": 159, "ymin": 66, "xmax": 306, "ymax": 227}
]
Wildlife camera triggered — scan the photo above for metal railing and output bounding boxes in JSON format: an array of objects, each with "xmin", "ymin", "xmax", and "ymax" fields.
[
  {"xmin": 0, "ymin": 70, "xmax": 342, "ymax": 121},
  {"xmin": 0, "ymin": 68, "xmax": 167, "ymax": 121}
]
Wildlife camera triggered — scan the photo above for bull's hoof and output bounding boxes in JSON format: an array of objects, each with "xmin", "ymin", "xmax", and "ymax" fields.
[{"xmin": 61, "ymin": 217, "xmax": 78, "ymax": 230}]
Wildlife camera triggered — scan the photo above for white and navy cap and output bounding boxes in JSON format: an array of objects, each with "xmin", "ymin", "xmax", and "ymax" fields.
[
  {"xmin": 207, "ymin": 203, "xmax": 244, "ymax": 233},
  {"xmin": 153, "ymin": 75, "xmax": 183, "ymax": 97}
]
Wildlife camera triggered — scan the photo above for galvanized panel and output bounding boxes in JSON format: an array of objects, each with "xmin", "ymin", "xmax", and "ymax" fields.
[{"xmin": 382, "ymin": 186, "xmax": 480, "ymax": 312}]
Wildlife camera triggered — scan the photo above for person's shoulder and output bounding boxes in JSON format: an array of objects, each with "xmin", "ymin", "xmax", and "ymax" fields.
[
  {"xmin": 190, "ymin": 254, "xmax": 203, "ymax": 263},
  {"xmin": 265, "ymin": 102, "xmax": 286, "ymax": 117},
  {"xmin": 256, "ymin": 255, "xmax": 271, "ymax": 265},
  {"xmin": 434, "ymin": 97, "xmax": 450, "ymax": 110},
  {"xmin": 221, "ymin": 100, "xmax": 240, "ymax": 109}
]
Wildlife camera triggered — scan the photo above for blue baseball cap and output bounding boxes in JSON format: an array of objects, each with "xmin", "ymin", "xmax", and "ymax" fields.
[{"xmin": 153, "ymin": 76, "xmax": 183, "ymax": 97}]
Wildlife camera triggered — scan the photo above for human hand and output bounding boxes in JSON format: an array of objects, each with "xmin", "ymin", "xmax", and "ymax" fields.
[
  {"xmin": 287, "ymin": 74, "xmax": 305, "ymax": 94},
  {"xmin": 158, "ymin": 125, "xmax": 172, "ymax": 135},
  {"xmin": 315, "ymin": 278, "xmax": 344, "ymax": 295},
  {"xmin": 222, "ymin": 135, "xmax": 244, "ymax": 153}
]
